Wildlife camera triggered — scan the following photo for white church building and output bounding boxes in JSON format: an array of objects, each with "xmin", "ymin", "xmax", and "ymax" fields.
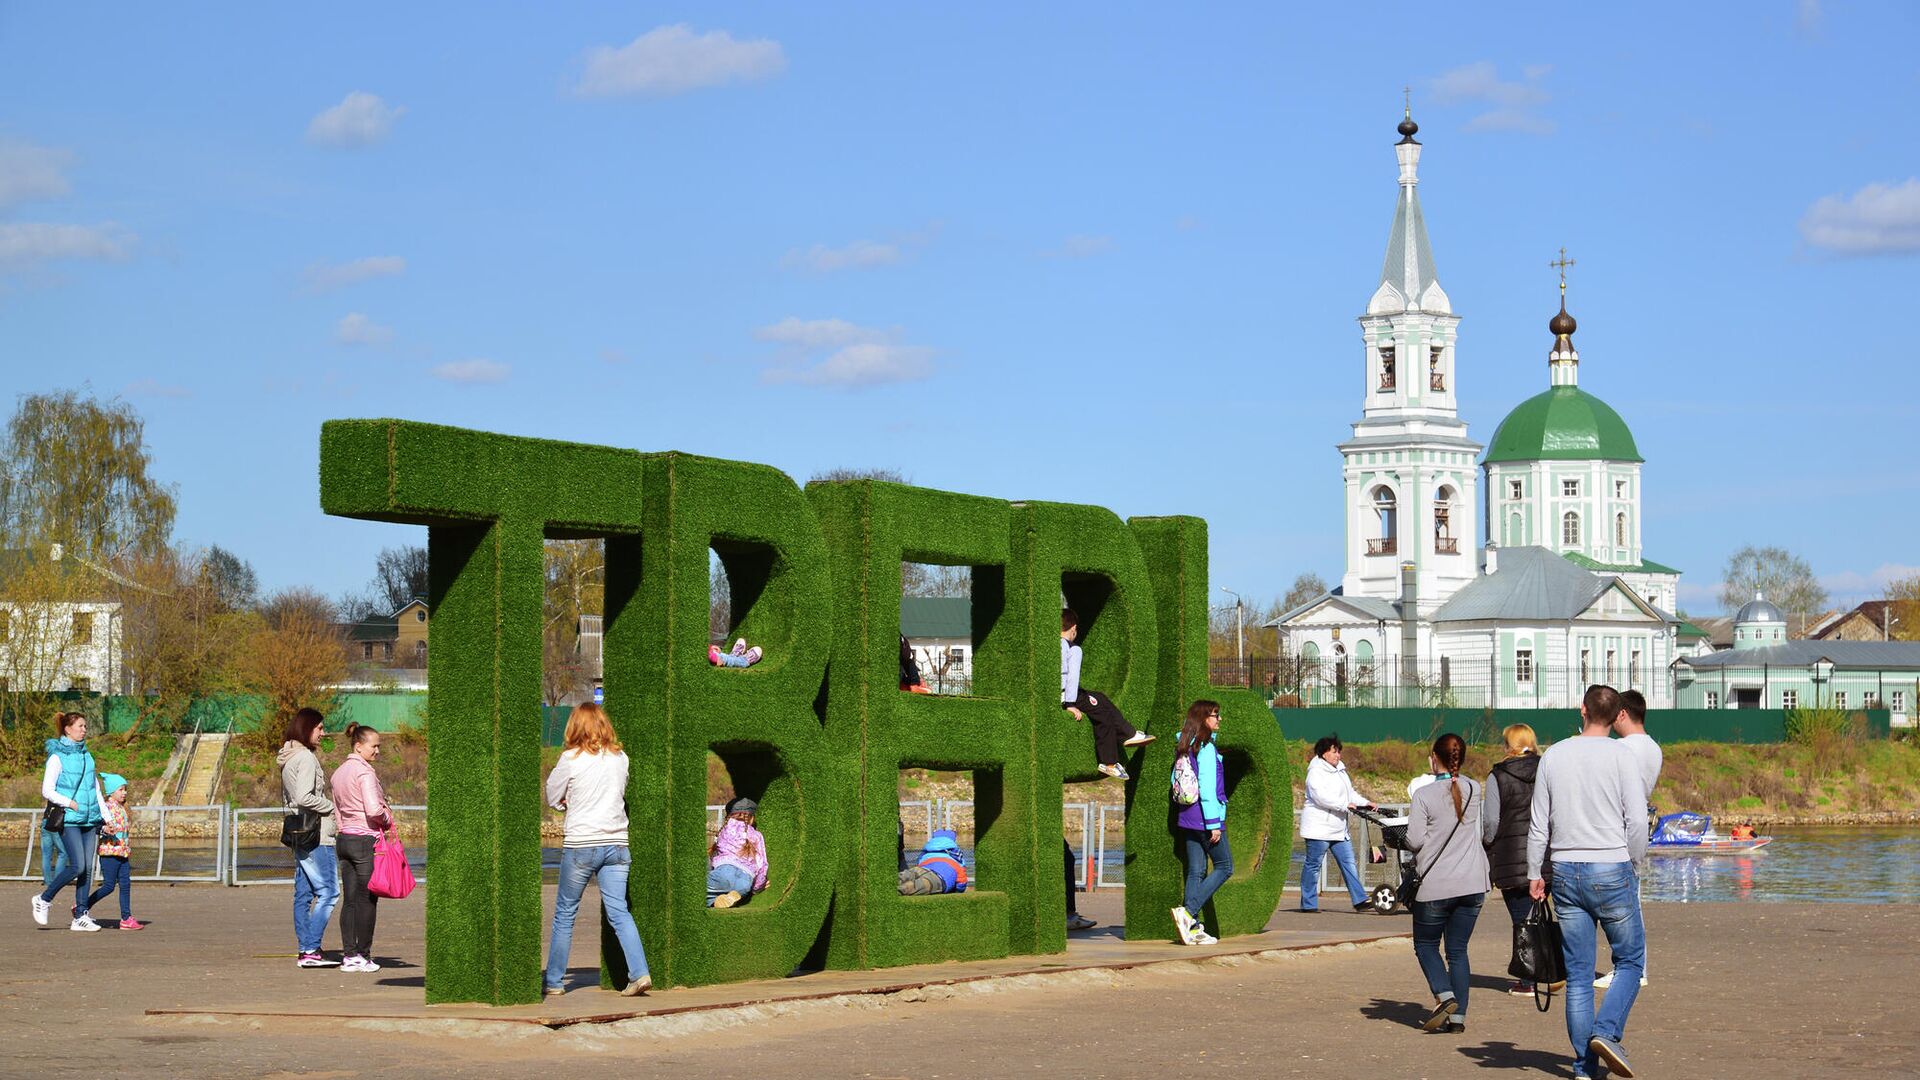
[{"xmin": 1269, "ymin": 110, "xmax": 1685, "ymax": 709}]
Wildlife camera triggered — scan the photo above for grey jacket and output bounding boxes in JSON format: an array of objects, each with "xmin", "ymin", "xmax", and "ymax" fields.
[
  {"xmin": 1406, "ymin": 776, "xmax": 1490, "ymax": 902},
  {"xmin": 277, "ymin": 741, "xmax": 338, "ymax": 846}
]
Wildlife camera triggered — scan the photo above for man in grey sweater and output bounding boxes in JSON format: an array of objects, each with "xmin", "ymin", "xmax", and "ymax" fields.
[{"xmin": 1527, "ymin": 685, "xmax": 1649, "ymax": 1080}]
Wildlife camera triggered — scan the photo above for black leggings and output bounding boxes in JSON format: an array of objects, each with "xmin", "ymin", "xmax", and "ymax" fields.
[
  {"xmin": 1072, "ymin": 689, "xmax": 1138, "ymax": 766},
  {"xmin": 336, "ymin": 834, "xmax": 379, "ymax": 957}
]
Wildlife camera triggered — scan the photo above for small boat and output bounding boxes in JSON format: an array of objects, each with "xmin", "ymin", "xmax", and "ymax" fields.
[{"xmin": 1648, "ymin": 812, "xmax": 1772, "ymax": 855}]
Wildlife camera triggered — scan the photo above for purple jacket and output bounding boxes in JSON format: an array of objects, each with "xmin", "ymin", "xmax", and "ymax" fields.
[{"xmin": 1176, "ymin": 739, "xmax": 1227, "ymax": 832}]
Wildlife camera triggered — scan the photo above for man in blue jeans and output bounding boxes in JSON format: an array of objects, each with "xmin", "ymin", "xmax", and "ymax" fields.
[{"xmin": 1527, "ymin": 684, "xmax": 1651, "ymax": 1079}]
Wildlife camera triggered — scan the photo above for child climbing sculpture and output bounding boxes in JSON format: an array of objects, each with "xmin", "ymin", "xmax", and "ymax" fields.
[{"xmin": 1061, "ymin": 608, "xmax": 1154, "ymax": 779}]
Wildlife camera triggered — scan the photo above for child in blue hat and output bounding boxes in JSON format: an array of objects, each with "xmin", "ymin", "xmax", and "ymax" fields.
[
  {"xmin": 897, "ymin": 829, "xmax": 970, "ymax": 895},
  {"xmin": 84, "ymin": 774, "xmax": 142, "ymax": 930}
]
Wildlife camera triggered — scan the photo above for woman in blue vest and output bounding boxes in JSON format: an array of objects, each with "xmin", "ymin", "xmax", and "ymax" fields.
[{"xmin": 34, "ymin": 711, "xmax": 108, "ymax": 930}]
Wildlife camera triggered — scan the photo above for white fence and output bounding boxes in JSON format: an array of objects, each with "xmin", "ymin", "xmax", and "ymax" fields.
[{"xmin": 2, "ymin": 805, "xmax": 228, "ymax": 884}]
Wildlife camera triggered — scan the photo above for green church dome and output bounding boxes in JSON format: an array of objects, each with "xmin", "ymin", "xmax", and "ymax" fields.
[{"xmin": 1483, "ymin": 385, "xmax": 1643, "ymax": 463}]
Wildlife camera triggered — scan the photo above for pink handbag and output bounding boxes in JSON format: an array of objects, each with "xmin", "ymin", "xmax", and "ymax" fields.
[{"xmin": 368, "ymin": 830, "xmax": 417, "ymax": 899}]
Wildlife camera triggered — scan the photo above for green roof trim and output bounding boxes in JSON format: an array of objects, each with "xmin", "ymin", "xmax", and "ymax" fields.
[
  {"xmin": 1676, "ymin": 620, "xmax": 1711, "ymax": 640},
  {"xmin": 1483, "ymin": 385, "xmax": 1643, "ymax": 464},
  {"xmin": 1560, "ymin": 552, "xmax": 1682, "ymax": 576}
]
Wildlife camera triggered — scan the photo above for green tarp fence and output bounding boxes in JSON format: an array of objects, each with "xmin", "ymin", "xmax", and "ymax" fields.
[{"xmin": 1271, "ymin": 706, "xmax": 1894, "ymax": 744}]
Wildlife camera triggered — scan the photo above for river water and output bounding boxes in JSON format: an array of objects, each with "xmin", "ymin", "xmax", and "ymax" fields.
[{"xmin": 100, "ymin": 826, "xmax": 1920, "ymax": 905}]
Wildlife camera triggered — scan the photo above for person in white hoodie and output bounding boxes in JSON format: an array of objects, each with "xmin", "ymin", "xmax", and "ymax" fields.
[
  {"xmin": 1298, "ymin": 735, "xmax": 1378, "ymax": 913},
  {"xmin": 543, "ymin": 703, "xmax": 650, "ymax": 997}
]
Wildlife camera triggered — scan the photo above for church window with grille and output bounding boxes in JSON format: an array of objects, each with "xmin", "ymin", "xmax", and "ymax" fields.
[
  {"xmin": 1378, "ymin": 347, "xmax": 1396, "ymax": 390},
  {"xmin": 1615, "ymin": 512, "xmax": 1628, "ymax": 548},
  {"xmin": 1515, "ymin": 647, "xmax": 1533, "ymax": 684},
  {"xmin": 1562, "ymin": 478, "xmax": 1580, "ymax": 497},
  {"xmin": 1369, "ymin": 486, "xmax": 1397, "ymax": 555},
  {"xmin": 1562, "ymin": 511, "xmax": 1580, "ymax": 546},
  {"xmin": 1429, "ymin": 346, "xmax": 1445, "ymax": 390},
  {"xmin": 1433, "ymin": 487, "xmax": 1456, "ymax": 553},
  {"xmin": 1507, "ymin": 478, "xmax": 1522, "ymax": 500}
]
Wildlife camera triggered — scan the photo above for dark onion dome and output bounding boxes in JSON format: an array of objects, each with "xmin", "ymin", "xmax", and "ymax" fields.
[
  {"xmin": 1397, "ymin": 114, "xmax": 1419, "ymax": 144},
  {"xmin": 1549, "ymin": 303, "xmax": 1577, "ymax": 337},
  {"xmin": 1483, "ymin": 386, "xmax": 1643, "ymax": 463}
]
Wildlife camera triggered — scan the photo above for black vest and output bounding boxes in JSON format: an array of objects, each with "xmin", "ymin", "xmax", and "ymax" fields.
[{"xmin": 1486, "ymin": 753, "xmax": 1540, "ymax": 889}]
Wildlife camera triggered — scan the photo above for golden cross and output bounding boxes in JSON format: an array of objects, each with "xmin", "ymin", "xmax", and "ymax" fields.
[
  {"xmin": 1403, "ymin": 85, "xmax": 1411, "ymax": 114},
  {"xmin": 1550, "ymin": 247, "xmax": 1576, "ymax": 295}
]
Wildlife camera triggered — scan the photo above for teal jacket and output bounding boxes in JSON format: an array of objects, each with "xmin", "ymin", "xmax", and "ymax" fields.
[{"xmin": 46, "ymin": 737, "xmax": 102, "ymax": 829}]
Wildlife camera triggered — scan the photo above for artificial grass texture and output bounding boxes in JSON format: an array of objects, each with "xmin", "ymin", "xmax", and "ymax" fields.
[
  {"xmin": 321, "ymin": 420, "xmax": 1295, "ymax": 1002},
  {"xmin": 1124, "ymin": 517, "xmax": 1294, "ymax": 940}
]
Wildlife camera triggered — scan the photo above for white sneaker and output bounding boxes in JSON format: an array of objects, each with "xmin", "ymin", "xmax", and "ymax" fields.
[
  {"xmin": 1122, "ymin": 731, "xmax": 1156, "ymax": 747},
  {"xmin": 1170, "ymin": 905, "xmax": 1197, "ymax": 944},
  {"xmin": 31, "ymin": 895, "xmax": 49, "ymax": 926},
  {"xmin": 69, "ymin": 916, "xmax": 101, "ymax": 932},
  {"xmin": 1097, "ymin": 763, "xmax": 1130, "ymax": 780},
  {"xmin": 342, "ymin": 955, "xmax": 381, "ymax": 972},
  {"xmin": 1192, "ymin": 925, "xmax": 1218, "ymax": 946}
]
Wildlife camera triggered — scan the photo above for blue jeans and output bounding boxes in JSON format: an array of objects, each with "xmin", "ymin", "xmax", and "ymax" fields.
[
  {"xmin": 39, "ymin": 826, "xmax": 97, "ymax": 913},
  {"xmin": 1412, "ymin": 893, "xmax": 1483, "ymax": 1018},
  {"xmin": 40, "ymin": 826, "xmax": 68, "ymax": 888},
  {"xmin": 1552, "ymin": 861, "xmax": 1645, "ymax": 1077},
  {"xmin": 546, "ymin": 845, "xmax": 648, "ymax": 991},
  {"xmin": 1300, "ymin": 837, "xmax": 1367, "ymax": 909},
  {"xmin": 1181, "ymin": 828, "xmax": 1233, "ymax": 920},
  {"xmin": 713, "ymin": 651, "xmax": 752, "ymax": 668},
  {"xmin": 293, "ymin": 843, "xmax": 341, "ymax": 953},
  {"xmin": 84, "ymin": 855, "xmax": 132, "ymax": 921},
  {"xmin": 707, "ymin": 863, "xmax": 754, "ymax": 905}
]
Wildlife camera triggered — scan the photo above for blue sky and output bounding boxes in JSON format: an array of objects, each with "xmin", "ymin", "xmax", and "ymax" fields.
[{"xmin": 3, "ymin": 3, "xmax": 1916, "ymax": 616}]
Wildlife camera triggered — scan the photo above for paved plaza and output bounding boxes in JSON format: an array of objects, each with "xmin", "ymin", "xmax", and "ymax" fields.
[{"xmin": 3, "ymin": 881, "xmax": 1915, "ymax": 1078}]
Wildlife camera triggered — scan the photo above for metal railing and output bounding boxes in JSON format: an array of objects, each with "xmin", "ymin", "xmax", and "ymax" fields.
[
  {"xmin": 3, "ymin": 805, "xmax": 227, "ymax": 884},
  {"xmin": 170, "ymin": 716, "xmax": 205, "ymax": 804},
  {"xmin": 228, "ymin": 804, "xmax": 426, "ymax": 885}
]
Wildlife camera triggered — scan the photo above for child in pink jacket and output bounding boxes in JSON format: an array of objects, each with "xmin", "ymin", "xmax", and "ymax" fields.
[{"xmin": 707, "ymin": 797, "xmax": 768, "ymax": 908}]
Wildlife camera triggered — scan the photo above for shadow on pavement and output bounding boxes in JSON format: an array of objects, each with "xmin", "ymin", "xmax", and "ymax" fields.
[
  {"xmin": 1361, "ymin": 997, "xmax": 1429, "ymax": 1028},
  {"xmin": 1456, "ymin": 1040, "xmax": 1571, "ymax": 1075}
]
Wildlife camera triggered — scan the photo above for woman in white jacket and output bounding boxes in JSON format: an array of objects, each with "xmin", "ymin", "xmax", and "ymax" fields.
[{"xmin": 1298, "ymin": 735, "xmax": 1378, "ymax": 913}]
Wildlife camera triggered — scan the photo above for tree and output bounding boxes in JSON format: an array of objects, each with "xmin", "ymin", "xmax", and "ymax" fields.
[
  {"xmin": 234, "ymin": 590, "xmax": 348, "ymax": 753},
  {"xmin": 201, "ymin": 545, "xmax": 259, "ymax": 613},
  {"xmin": 113, "ymin": 547, "xmax": 251, "ymax": 739},
  {"xmin": 0, "ymin": 389, "xmax": 177, "ymax": 562},
  {"xmin": 372, "ymin": 545, "xmax": 429, "ymax": 612},
  {"xmin": 1720, "ymin": 545, "xmax": 1828, "ymax": 626},
  {"xmin": 1885, "ymin": 573, "xmax": 1920, "ymax": 642},
  {"xmin": 543, "ymin": 539, "xmax": 603, "ymax": 705},
  {"xmin": 261, "ymin": 586, "xmax": 337, "ymax": 629},
  {"xmin": 1281, "ymin": 572, "xmax": 1328, "ymax": 615}
]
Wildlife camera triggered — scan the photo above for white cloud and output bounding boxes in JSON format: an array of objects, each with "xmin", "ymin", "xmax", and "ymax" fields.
[
  {"xmin": 1040, "ymin": 234, "xmax": 1114, "ymax": 259},
  {"xmin": 335, "ymin": 312, "xmax": 393, "ymax": 346},
  {"xmin": 754, "ymin": 317, "xmax": 933, "ymax": 387},
  {"xmin": 304, "ymin": 255, "xmax": 406, "ymax": 291},
  {"xmin": 754, "ymin": 316, "xmax": 883, "ymax": 349},
  {"xmin": 576, "ymin": 25, "xmax": 785, "ymax": 98},
  {"xmin": 1797, "ymin": 0, "xmax": 1822, "ymax": 35},
  {"xmin": 783, "ymin": 239, "xmax": 901, "ymax": 273},
  {"xmin": 1799, "ymin": 179, "xmax": 1920, "ymax": 255},
  {"xmin": 124, "ymin": 378, "xmax": 189, "ymax": 399},
  {"xmin": 431, "ymin": 358, "xmax": 510, "ymax": 384},
  {"xmin": 306, "ymin": 92, "xmax": 404, "ymax": 148},
  {"xmin": 0, "ymin": 222, "xmax": 135, "ymax": 266},
  {"xmin": 0, "ymin": 139, "xmax": 73, "ymax": 209},
  {"xmin": 1820, "ymin": 563, "xmax": 1920, "ymax": 596},
  {"xmin": 1429, "ymin": 62, "xmax": 1555, "ymax": 136},
  {"xmin": 763, "ymin": 342, "xmax": 934, "ymax": 387}
]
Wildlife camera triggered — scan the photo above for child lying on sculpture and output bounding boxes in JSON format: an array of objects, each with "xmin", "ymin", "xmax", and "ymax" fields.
[
  {"xmin": 709, "ymin": 638, "xmax": 764, "ymax": 667},
  {"xmin": 897, "ymin": 829, "xmax": 970, "ymax": 895}
]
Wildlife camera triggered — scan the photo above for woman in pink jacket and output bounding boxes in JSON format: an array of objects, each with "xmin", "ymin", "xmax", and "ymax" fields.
[{"xmin": 330, "ymin": 724, "xmax": 392, "ymax": 973}]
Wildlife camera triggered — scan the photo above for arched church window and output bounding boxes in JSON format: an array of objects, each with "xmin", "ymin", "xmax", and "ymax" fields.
[
  {"xmin": 1429, "ymin": 346, "xmax": 1445, "ymax": 390},
  {"xmin": 1368, "ymin": 487, "xmax": 1397, "ymax": 555},
  {"xmin": 1562, "ymin": 511, "xmax": 1580, "ymax": 547},
  {"xmin": 1433, "ymin": 486, "xmax": 1457, "ymax": 553},
  {"xmin": 1614, "ymin": 512, "xmax": 1628, "ymax": 548},
  {"xmin": 1378, "ymin": 347, "xmax": 1396, "ymax": 391}
]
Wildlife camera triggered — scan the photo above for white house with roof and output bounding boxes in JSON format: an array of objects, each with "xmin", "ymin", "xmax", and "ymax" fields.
[
  {"xmin": 1674, "ymin": 594, "xmax": 1920, "ymax": 722},
  {"xmin": 1268, "ymin": 110, "xmax": 1683, "ymax": 708}
]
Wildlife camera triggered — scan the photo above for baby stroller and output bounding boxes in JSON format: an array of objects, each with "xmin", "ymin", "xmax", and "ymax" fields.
[{"xmin": 1350, "ymin": 804, "xmax": 1414, "ymax": 915}]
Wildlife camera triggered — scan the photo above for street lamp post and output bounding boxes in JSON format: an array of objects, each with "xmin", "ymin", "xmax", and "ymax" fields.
[{"xmin": 1221, "ymin": 587, "xmax": 1245, "ymax": 684}]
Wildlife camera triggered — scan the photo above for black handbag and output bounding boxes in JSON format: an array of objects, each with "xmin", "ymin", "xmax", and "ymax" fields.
[
  {"xmin": 280, "ymin": 808, "xmax": 321, "ymax": 849},
  {"xmin": 43, "ymin": 802, "xmax": 65, "ymax": 833},
  {"xmin": 1516, "ymin": 897, "xmax": 1569, "ymax": 1012}
]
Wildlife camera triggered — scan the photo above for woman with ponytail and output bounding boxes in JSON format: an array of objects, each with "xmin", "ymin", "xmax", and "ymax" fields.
[{"xmin": 1405, "ymin": 731, "xmax": 1490, "ymax": 1034}]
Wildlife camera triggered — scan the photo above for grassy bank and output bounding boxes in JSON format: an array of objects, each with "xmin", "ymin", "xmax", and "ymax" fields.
[{"xmin": 8, "ymin": 730, "xmax": 1914, "ymax": 829}]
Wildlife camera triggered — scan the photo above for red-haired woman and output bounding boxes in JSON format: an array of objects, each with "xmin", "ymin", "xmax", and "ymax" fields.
[{"xmin": 544, "ymin": 703, "xmax": 650, "ymax": 996}]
